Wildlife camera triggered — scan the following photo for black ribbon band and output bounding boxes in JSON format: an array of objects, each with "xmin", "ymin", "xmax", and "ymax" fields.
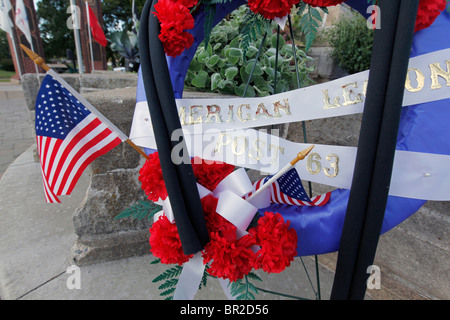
[{"xmin": 139, "ymin": 0, "xmax": 209, "ymax": 255}]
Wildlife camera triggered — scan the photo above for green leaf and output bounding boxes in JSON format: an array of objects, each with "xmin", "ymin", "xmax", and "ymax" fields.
[
  {"xmin": 191, "ymin": 70, "xmax": 209, "ymax": 88},
  {"xmin": 235, "ymin": 83, "xmax": 255, "ymax": 97},
  {"xmin": 152, "ymin": 266, "xmax": 183, "ymax": 283},
  {"xmin": 227, "ymin": 47, "xmax": 242, "ymax": 58},
  {"xmin": 206, "ymin": 54, "xmax": 220, "ymax": 68},
  {"xmin": 297, "ymin": 4, "xmax": 322, "ymax": 51},
  {"xmin": 189, "ymin": 58, "xmax": 202, "ymax": 72},
  {"xmin": 114, "ymin": 200, "xmax": 162, "ymax": 222},
  {"xmin": 211, "ymin": 73, "xmax": 222, "ymax": 90},
  {"xmin": 158, "ymin": 279, "xmax": 178, "ymax": 290},
  {"xmin": 224, "ymin": 66, "xmax": 238, "ymax": 80},
  {"xmin": 310, "ymin": 7, "xmax": 322, "ymax": 21},
  {"xmin": 197, "ymin": 49, "xmax": 210, "ymax": 63},
  {"xmin": 246, "ymin": 272, "xmax": 263, "ymax": 282},
  {"xmin": 245, "ymin": 45, "xmax": 259, "ymax": 58},
  {"xmin": 160, "ymin": 287, "xmax": 176, "ymax": 297},
  {"xmin": 271, "ymin": 33, "xmax": 285, "ymax": 49},
  {"xmin": 229, "ymin": 275, "xmax": 259, "ymax": 300},
  {"xmin": 152, "ymin": 264, "xmax": 184, "ymax": 300},
  {"xmin": 245, "ymin": 61, "xmax": 263, "ymax": 76},
  {"xmin": 240, "ymin": 8, "xmax": 270, "ymax": 58}
]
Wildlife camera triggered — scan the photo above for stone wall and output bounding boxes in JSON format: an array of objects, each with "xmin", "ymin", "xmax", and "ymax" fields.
[
  {"xmin": 70, "ymin": 87, "xmax": 150, "ymax": 266},
  {"xmin": 21, "ymin": 71, "xmax": 138, "ymax": 112}
]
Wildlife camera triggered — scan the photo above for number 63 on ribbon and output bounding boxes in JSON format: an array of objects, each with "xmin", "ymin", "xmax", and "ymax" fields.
[{"xmin": 307, "ymin": 152, "xmax": 340, "ymax": 178}]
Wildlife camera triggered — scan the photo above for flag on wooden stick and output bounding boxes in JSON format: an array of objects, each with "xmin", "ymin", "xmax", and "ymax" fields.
[{"xmin": 35, "ymin": 70, "xmax": 128, "ymax": 203}]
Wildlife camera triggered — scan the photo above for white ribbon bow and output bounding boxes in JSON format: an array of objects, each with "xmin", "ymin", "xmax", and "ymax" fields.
[{"xmin": 153, "ymin": 168, "xmax": 271, "ymax": 300}]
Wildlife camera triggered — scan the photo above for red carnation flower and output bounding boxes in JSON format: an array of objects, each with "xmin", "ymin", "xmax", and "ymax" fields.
[
  {"xmin": 153, "ymin": 0, "xmax": 195, "ymax": 57},
  {"xmin": 175, "ymin": 0, "xmax": 198, "ymax": 8},
  {"xmin": 248, "ymin": 0, "xmax": 300, "ymax": 20},
  {"xmin": 415, "ymin": 0, "xmax": 447, "ymax": 32},
  {"xmin": 201, "ymin": 195, "xmax": 234, "ymax": 235},
  {"xmin": 149, "ymin": 215, "xmax": 193, "ymax": 265},
  {"xmin": 250, "ymin": 212, "xmax": 298, "ymax": 274},
  {"xmin": 202, "ymin": 230, "xmax": 257, "ymax": 282},
  {"xmin": 301, "ymin": 0, "xmax": 345, "ymax": 7},
  {"xmin": 191, "ymin": 157, "xmax": 235, "ymax": 191},
  {"xmin": 138, "ymin": 152, "xmax": 168, "ymax": 202}
]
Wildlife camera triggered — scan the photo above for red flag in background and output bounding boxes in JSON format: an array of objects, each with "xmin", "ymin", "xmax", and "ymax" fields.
[{"xmin": 88, "ymin": 4, "xmax": 107, "ymax": 47}]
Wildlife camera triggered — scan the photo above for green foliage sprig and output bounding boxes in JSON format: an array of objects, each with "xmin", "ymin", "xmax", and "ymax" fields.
[
  {"xmin": 151, "ymin": 259, "xmax": 183, "ymax": 300},
  {"xmin": 229, "ymin": 272, "xmax": 263, "ymax": 300},
  {"xmin": 240, "ymin": 9, "xmax": 272, "ymax": 58},
  {"xmin": 296, "ymin": 3, "xmax": 329, "ymax": 51},
  {"xmin": 114, "ymin": 200, "xmax": 162, "ymax": 222}
]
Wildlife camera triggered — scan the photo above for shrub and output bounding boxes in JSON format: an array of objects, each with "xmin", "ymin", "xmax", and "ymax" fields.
[
  {"xmin": 185, "ymin": 7, "xmax": 315, "ymax": 97},
  {"xmin": 0, "ymin": 58, "xmax": 15, "ymax": 72},
  {"xmin": 325, "ymin": 12, "xmax": 374, "ymax": 74}
]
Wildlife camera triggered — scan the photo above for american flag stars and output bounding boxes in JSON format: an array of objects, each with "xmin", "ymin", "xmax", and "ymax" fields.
[{"xmin": 35, "ymin": 79, "xmax": 90, "ymax": 140}]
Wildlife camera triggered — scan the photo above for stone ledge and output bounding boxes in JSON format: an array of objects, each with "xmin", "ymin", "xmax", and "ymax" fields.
[
  {"xmin": 21, "ymin": 72, "xmax": 138, "ymax": 111},
  {"xmin": 72, "ymin": 229, "xmax": 150, "ymax": 267}
]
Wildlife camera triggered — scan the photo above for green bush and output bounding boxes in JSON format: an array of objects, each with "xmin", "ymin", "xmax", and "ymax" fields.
[
  {"xmin": 185, "ymin": 8, "xmax": 315, "ymax": 97},
  {"xmin": 0, "ymin": 58, "xmax": 15, "ymax": 72},
  {"xmin": 325, "ymin": 12, "xmax": 374, "ymax": 74}
]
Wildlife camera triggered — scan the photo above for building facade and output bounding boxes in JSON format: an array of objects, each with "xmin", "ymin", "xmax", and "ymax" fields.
[
  {"xmin": 6, "ymin": 0, "xmax": 106, "ymax": 79},
  {"xmin": 7, "ymin": 0, "xmax": 45, "ymax": 78},
  {"xmin": 74, "ymin": 0, "xmax": 107, "ymax": 73}
]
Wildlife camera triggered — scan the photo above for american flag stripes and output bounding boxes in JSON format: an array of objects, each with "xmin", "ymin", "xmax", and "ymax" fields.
[
  {"xmin": 247, "ymin": 168, "xmax": 331, "ymax": 207},
  {"xmin": 35, "ymin": 71, "xmax": 126, "ymax": 203}
]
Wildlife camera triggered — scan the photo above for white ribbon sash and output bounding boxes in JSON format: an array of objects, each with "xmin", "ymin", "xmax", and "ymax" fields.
[
  {"xmin": 153, "ymin": 128, "xmax": 450, "ymax": 201},
  {"xmin": 130, "ymin": 48, "xmax": 450, "ymax": 142}
]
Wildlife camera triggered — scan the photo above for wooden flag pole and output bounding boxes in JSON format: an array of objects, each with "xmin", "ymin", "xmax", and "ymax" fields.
[
  {"xmin": 20, "ymin": 44, "xmax": 50, "ymax": 72},
  {"xmin": 20, "ymin": 44, "xmax": 150, "ymax": 161},
  {"xmin": 246, "ymin": 145, "xmax": 315, "ymax": 202}
]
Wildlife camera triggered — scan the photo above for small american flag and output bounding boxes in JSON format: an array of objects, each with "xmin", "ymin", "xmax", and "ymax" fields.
[
  {"xmin": 35, "ymin": 71, "xmax": 125, "ymax": 203},
  {"xmin": 248, "ymin": 168, "xmax": 331, "ymax": 207}
]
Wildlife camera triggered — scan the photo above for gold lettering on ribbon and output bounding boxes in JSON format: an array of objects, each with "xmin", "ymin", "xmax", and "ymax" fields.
[
  {"xmin": 430, "ymin": 60, "xmax": 450, "ymax": 90},
  {"xmin": 307, "ymin": 152, "xmax": 340, "ymax": 178},
  {"xmin": 324, "ymin": 154, "xmax": 339, "ymax": 178},
  {"xmin": 405, "ymin": 68, "xmax": 425, "ymax": 92},
  {"xmin": 205, "ymin": 105, "xmax": 223, "ymax": 124},
  {"xmin": 188, "ymin": 105, "xmax": 203, "ymax": 125},
  {"xmin": 254, "ymin": 103, "xmax": 274, "ymax": 120},
  {"xmin": 237, "ymin": 104, "xmax": 251, "ymax": 122},
  {"xmin": 248, "ymin": 139, "xmax": 265, "ymax": 161},
  {"xmin": 227, "ymin": 105, "xmax": 235, "ymax": 123},
  {"xmin": 342, "ymin": 82, "xmax": 364, "ymax": 107},
  {"xmin": 214, "ymin": 133, "xmax": 232, "ymax": 154},
  {"xmin": 179, "ymin": 107, "xmax": 187, "ymax": 126},
  {"xmin": 268, "ymin": 144, "xmax": 285, "ymax": 165},
  {"xmin": 273, "ymin": 99, "xmax": 292, "ymax": 118},
  {"xmin": 322, "ymin": 89, "xmax": 341, "ymax": 109},
  {"xmin": 307, "ymin": 153, "xmax": 322, "ymax": 175},
  {"xmin": 232, "ymin": 136, "xmax": 247, "ymax": 156}
]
